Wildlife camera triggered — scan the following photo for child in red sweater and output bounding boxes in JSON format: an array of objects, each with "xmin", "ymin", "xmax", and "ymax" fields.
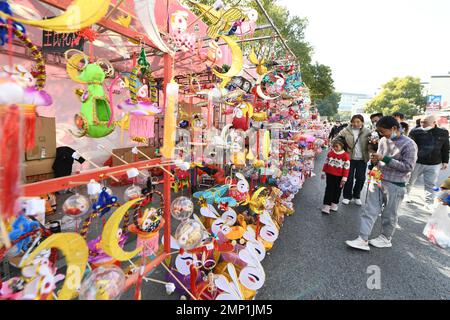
[{"xmin": 321, "ymin": 137, "xmax": 351, "ymax": 214}]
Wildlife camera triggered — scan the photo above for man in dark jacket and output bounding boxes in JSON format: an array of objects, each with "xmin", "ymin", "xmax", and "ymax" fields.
[
  {"xmin": 329, "ymin": 122, "xmax": 343, "ymax": 140},
  {"xmin": 405, "ymin": 115, "xmax": 449, "ymax": 211}
]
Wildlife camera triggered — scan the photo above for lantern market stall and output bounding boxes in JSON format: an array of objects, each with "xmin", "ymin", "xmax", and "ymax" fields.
[{"xmin": 0, "ymin": 0, "xmax": 330, "ymax": 300}]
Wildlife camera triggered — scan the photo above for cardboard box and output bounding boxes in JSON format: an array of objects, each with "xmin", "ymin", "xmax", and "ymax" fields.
[
  {"xmin": 25, "ymin": 117, "xmax": 56, "ymax": 161},
  {"xmin": 111, "ymin": 146, "xmax": 157, "ymax": 167},
  {"xmin": 25, "ymin": 173, "xmax": 55, "ymax": 184},
  {"xmin": 23, "ymin": 158, "xmax": 55, "ymax": 183}
]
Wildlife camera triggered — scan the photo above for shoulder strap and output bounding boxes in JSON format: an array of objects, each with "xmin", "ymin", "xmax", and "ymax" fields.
[{"xmin": 354, "ymin": 129, "xmax": 363, "ymax": 147}]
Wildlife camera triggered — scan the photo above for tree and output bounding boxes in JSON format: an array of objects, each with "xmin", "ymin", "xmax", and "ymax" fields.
[
  {"xmin": 302, "ymin": 63, "xmax": 335, "ymax": 100},
  {"xmin": 248, "ymin": 0, "xmax": 334, "ymax": 101},
  {"xmin": 365, "ymin": 77, "xmax": 426, "ymax": 119},
  {"xmin": 316, "ymin": 92, "xmax": 341, "ymax": 118},
  {"xmin": 186, "ymin": 0, "xmax": 335, "ymax": 100}
]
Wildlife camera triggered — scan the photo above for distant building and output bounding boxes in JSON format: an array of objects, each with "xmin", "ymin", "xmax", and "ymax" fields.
[
  {"xmin": 338, "ymin": 93, "xmax": 373, "ymax": 114},
  {"xmin": 428, "ymin": 75, "xmax": 450, "ymax": 111}
]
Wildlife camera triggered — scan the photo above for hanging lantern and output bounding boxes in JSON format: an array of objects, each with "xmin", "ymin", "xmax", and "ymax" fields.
[{"xmin": 160, "ymin": 80, "xmax": 179, "ymax": 159}]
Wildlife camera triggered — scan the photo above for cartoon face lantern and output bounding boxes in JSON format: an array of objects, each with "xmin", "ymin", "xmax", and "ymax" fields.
[
  {"xmin": 137, "ymin": 85, "xmax": 148, "ymax": 99},
  {"xmin": 227, "ymin": 129, "xmax": 246, "ymax": 166},
  {"xmin": 171, "ymin": 10, "xmax": 188, "ymax": 33},
  {"xmin": 20, "ymin": 250, "xmax": 65, "ymax": 300},
  {"xmin": 258, "ymin": 212, "xmax": 280, "ymax": 245},
  {"xmin": 1, "ymin": 65, "xmax": 35, "ymax": 87},
  {"xmin": 232, "ymin": 102, "xmax": 253, "ymax": 131},
  {"xmin": 238, "ymin": 247, "xmax": 266, "ymax": 291},
  {"xmin": 228, "ymin": 173, "xmax": 250, "ymax": 204},
  {"xmin": 170, "ymin": 10, "xmax": 197, "ymax": 52},
  {"xmin": 234, "ymin": 9, "xmax": 258, "ymax": 37}
]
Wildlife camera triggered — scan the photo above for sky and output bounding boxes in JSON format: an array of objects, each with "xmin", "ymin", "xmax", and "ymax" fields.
[{"xmin": 280, "ymin": 0, "xmax": 450, "ymax": 96}]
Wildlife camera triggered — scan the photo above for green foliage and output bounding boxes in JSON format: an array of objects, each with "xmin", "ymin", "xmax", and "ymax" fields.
[
  {"xmin": 247, "ymin": 0, "xmax": 334, "ymax": 101},
  {"xmin": 338, "ymin": 111, "xmax": 352, "ymax": 122},
  {"xmin": 302, "ymin": 63, "xmax": 335, "ymax": 100},
  {"xmin": 183, "ymin": 0, "xmax": 335, "ymax": 100},
  {"xmin": 315, "ymin": 92, "xmax": 341, "ymax": 117},
  {"xmin": 365, "ymin": 76, "xmax": 426, "ymax": 119}
]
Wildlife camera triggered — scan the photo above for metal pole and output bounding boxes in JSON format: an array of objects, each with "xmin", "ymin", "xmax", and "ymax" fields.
[{"xmin": 254, "ymin": 0, "xmax": 297, "ymax": 61}]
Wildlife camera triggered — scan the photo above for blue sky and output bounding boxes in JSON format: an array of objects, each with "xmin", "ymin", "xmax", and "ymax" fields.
[{"xmin": 280, "ymin": 0, "xmax": 450, "ymax": 95}]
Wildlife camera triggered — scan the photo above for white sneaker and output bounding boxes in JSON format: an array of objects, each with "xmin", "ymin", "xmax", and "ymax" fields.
[
  {"xmin": 330, "ymin": 203, "xmax": 339, "ymax": 212},
  {"xmin": 404, "ymin": 194, "xmax": 412, "ymax": 203},
  {"xmin": 354, "ymin": 199, "xmax": 362, "ymax": 206},
  {"xmin": 369, "ymin": 235, "xmax": 392, "ymax": 248},
  {"xmin": 342, "ymin": 199, "xmax": 350, "ymax": 205},
  {"xmin": 346, "ymin": 237, "xmax": 370, "ymax": 251},
  {"xmin": 322, "ymin": 205, "xmax": 331, "ymax": 215}
]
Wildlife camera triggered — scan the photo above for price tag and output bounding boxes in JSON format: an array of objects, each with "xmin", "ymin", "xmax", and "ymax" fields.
[{"xmin": 205, "ymin": 242, "xmax": 214, "ymax": 251}]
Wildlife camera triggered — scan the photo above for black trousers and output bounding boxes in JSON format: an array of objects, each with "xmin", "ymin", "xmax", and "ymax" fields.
[
  {"xmin": 343, "ymin": 160, "xmax": 367, "ymax": 200},
  {"xmin": 323, "ymin": 174, "xmax": 343, "ymax": 206}
]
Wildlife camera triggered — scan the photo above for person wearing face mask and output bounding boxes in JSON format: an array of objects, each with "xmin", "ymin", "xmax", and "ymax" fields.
[
  {"xmin": 346, "ymin": 117, "xmax": 418, "ymax": 251},
  {"xmin": 338, "ymin": 115, "xmax": 371, "ymax": 206},
  {"xmin": 404, "ymin": 115, "xmax": 449, "ymax": 211}
]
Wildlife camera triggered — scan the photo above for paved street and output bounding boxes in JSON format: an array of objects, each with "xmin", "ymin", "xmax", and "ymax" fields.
[
  {"xmin": 257, "ymin": 152, "xmax": 450, "ymax": 300},
  {"xmin": 60, "ymin": 152, "xmax": 448, "ymax": 300}
]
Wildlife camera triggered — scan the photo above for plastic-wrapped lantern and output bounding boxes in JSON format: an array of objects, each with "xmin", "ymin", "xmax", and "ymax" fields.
[
  {"xmin": 87, "ymin": 179, "xmax": 102, "ymax": 203},
  {"xmin": 62, "ymin": 194, "xmax": 90, "ymax": 218},
  {"xmin": 78, "ymin": 265, "xmax": 126, "ymax": 300},
  {"xmin": 227, "ymin": 129, "xmax": 246, "ymax": 166},
  {"xmin": 171, "ymin": 196, "xmax": 194, "ymax": 221},
  {"xmin": 175, "ymin": 219, "xmax": 204, "ymax": 250},
  {"xmin": 124, "ymin": 185, "xmax": 142, "ymax": 202}
]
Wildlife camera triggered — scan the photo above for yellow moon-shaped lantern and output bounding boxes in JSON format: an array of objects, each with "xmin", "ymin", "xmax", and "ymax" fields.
[
  {"xmin": 0, "ymin": 0, "xmax": 111, "ymax": 32},
  {"xmin": 65, "ymin": 50, "xmax": 89, "ymax": 84},
  {"xmin": 21, "ymin": 233, "xmax": 89, "ymax": 300},
  {"xmin": 100, "ymin": 198, "xmax": 143, "ymax": 261},
  {"xmin": 249, "ymin": 187, "xmax": 267, "ymax": 214},
  {"xmin": 212, "ymin": 36, "xmax": 243, "ymax": 80}
]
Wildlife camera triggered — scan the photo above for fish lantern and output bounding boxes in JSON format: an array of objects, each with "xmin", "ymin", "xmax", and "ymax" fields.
[{"xmin": 65, "ymin": 50, "xmax": 115, "ymax": 138}]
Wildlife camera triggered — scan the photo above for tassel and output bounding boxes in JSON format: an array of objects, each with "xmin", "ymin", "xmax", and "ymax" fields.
[
  {"xmin": 23, "ymin": 105, "xmax": 36, "ymax": 151},
  {"xmin": 0, "ymin": 105, "xmax": 21, "ymax": 220},
  {"xmin": 129, "ymin": 114, "xmax": 155, "ymax": 139}
]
